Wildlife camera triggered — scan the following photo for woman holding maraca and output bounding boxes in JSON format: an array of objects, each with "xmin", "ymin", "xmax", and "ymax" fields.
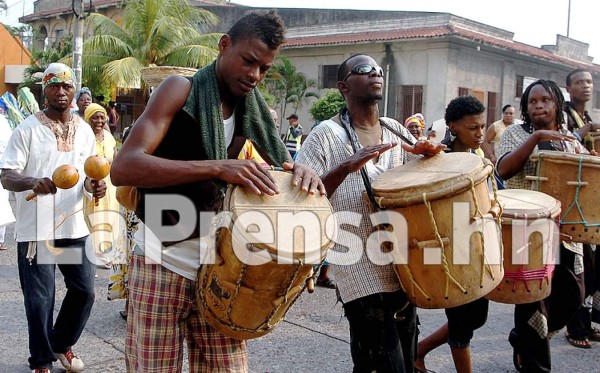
[{"xmin": 83, "ymin": 103, "xmax": 126, "ymax": 271}]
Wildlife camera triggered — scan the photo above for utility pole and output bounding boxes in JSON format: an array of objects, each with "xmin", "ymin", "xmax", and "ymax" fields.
[
  {"xmin": 567, "ymin": 0, "xmax": 571, "ymax": 38},
  {"xmin": 72, "ymin": 0, "xmax": 85, "ymax": 91}
]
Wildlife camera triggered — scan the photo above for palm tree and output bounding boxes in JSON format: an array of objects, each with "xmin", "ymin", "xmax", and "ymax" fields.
[
  {"xmin": 264, "ymin": 57, "xmax": 320, "ymax": 123},
  {"xmin": 79, "ymin": 0, "xmax": 221, "ymax": 89}
]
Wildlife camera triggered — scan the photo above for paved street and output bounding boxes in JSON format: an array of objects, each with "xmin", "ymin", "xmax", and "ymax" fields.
[{"xmin": 0, "ymin": 194, "xmax": 598, "ymax": 372}]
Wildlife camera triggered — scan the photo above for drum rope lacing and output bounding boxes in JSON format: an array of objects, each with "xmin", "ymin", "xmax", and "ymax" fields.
[
  {"xmin": 537, "ymin": 154, "xmax": 600, "ymax": 227},
  {"xmin": 200, "ymin": 256, "xmax": 308, "ymax": 334},
  {"xmin": 399, "ymin": 166, "xmax": 503, "ymax": 302},
  {"xmin": 469, "ymin": 177, "xmax": 498, "ymax": 285},
  {"xmin": 503, "ymin": 209, "xmax": 556, "ymax": 291}
]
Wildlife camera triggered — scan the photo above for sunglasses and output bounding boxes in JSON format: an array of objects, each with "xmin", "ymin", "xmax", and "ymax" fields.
[{"xmin": 343, "ymin": 64, "xmax": 384, "ymax": 81}]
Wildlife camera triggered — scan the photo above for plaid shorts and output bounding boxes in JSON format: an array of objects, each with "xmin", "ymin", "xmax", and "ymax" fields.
[{"xmin": 126, "ymin": 255, "xmax": 248, "ymax": 372}]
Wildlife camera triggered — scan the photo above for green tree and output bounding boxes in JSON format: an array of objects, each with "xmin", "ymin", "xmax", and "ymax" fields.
[
  {"xmin": 263, "ymin": 56, "xmax": 320, "ymax": 121},
  {"xmin": 309, "ymin": 89, "xmax": 345, "ymax": 121},
  {"xmin": 78, "ymin": 0, "xmax": 221, "ymax": 89},
  {"xmin": 19, "ymin": 36, "xmax": 73, "ymax": 90},
  {"xmin": 0, "ymin": 1, "xmax": 6, "ymax": 12}
]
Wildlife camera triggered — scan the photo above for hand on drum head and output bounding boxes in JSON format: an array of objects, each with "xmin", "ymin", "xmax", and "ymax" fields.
[
  {"xmin": 534, "ymin": 130, "xmax": 576, "ymax": 143},
  {"xmin": 343, "ymin": 143, "xmax": 398, "ymax": 175},
  {"xmin": 218, "ymin": 159, "xmax": 280, "ymax": 196},
  {"xmin": 282, "ymin": 162, "xmax": 327, "ymax": 196},
  {"xmin": 402, "ymin": 139, "xmax": 446, "ymax": 156},
  {"xmin": 32, "ymin": 177, "xmax": 57, "ymax": 196}
]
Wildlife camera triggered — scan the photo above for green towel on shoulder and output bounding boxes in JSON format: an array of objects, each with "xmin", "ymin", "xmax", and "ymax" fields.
[{"xmin": 182, "ymin": 60, "xmax": 289, "ymax": 165}]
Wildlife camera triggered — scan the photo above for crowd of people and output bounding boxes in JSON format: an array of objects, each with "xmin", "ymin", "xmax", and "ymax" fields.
[{"xmin": 0, "ymin": 8, "xmax": 599, "ymax": 373}]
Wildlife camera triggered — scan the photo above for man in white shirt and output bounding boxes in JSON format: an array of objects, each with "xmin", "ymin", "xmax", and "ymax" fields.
[{"xmin": 0, "ymin": 63, "xmax": 106, "ymax": 373}]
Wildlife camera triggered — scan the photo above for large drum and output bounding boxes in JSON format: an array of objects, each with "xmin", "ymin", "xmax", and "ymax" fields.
[
  {"xmin": 197, "ymin": 171, "xmax": 333, "ymax": 340},
  {"xmin": 529, "ymin": 150, "xmax": 600, "ymax": 244},
  {"xmin": 486, "ymin": 189, "xmax": 561, "ymax": 304},
  {"xmin": 371, "ymin": 152, "xmax": 503, "ymax": 309}
]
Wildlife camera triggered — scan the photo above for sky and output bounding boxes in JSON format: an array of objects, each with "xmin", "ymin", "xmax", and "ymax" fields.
[{"xmin": 2, "ymin": 0, "xmax": 599, "ymax": 63}]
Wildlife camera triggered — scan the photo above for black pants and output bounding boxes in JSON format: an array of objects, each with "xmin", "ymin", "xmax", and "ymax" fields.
[
  {"xmin": 510, "ymin": 245, "xmax": 584, "ymax": 372},
  {"xmin": 567, "ymin": 244, "xmax": 600, "ymax": 338},
  {"xmin": 343, "ymin": 290, "xmax": 418, "ymax": 373}
]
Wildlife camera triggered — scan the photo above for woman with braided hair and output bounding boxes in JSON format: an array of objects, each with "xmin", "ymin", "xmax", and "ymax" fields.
[{"xmin": 496, "ymin": 79, "xmax": 588, "ymax": 372}]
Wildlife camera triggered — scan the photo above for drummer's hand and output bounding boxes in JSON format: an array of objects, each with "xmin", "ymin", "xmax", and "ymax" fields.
[
  {"xmin": 344, "ymin": 143, "xmax": 397, "ymax": 174},
  {"xmin": 218, "ymin": 160, "xmax": 279, "ymax": 196},
  {"xmin": 402, "ymin": 139, "xmax": 446, "ymax": 155},
  {"xmin": 283, "ymin": 162, "xmax": 327, "ymax": 196},
  {"xmin": 85, "ymin": 178, "xmax": 107, "ymax": 199},
  {"xmin": 534, "ymin": 130, "xmax": 575, "ymax": 142},
  {"xmin": 589, "ymin": 150, "xmax": 599, "ymax": 156},
  {"xmin": 32, "ymin": 177, "xmax": 57, "ymax": 196}
]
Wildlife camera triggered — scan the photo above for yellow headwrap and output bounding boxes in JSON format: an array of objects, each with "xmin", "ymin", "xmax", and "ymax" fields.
[{"xmin": 84, "ymin": 103, "xmax": 107, "ymax": 123}]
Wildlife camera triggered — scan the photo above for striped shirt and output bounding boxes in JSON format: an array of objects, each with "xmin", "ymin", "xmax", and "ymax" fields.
[
  {"xmin": 295, "ymin": 116, "xmax": 418, "ymax": 303},
  {"xmin": 496, "ymin": 121, "xmax": 585, "ymax": 268}
]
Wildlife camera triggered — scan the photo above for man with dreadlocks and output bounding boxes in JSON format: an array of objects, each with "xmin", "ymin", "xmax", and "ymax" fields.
[
  {"xmin": 496, "ymin": 79, "xmax": 587, "ymax": 372},
  {"xmin": 111, "ymin": 10, "xmax": 324, "ymax": 372}
]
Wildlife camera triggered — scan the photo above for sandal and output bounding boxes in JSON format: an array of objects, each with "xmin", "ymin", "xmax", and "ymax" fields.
[
  {"xmin": 565, "ymin": 333, "xmax": 592, "ymax": 349},
  {"xmin": 0, "ymin": 243, "xmax": 8, "ymax": 251},
  {"xmin": 588, "ymin": 327, "xmax": 600, "ymax": 342},
  {"xmin": 316, "ymin": 277, "xmax": 336, "ymax": 289}
]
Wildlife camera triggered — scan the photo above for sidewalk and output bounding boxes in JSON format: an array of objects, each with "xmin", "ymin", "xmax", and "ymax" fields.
[{"xmin": 0, "ymin": 197, "xmax": 598, "ymax": 372}]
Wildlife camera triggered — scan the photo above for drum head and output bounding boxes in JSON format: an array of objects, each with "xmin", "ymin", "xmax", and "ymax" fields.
[
  {"xmin": 531, "ymin": 150, "xmax": 600, "ymax": 166},
  {"xmin": 372, "ymin": 152, "xmax": 492, "ymax": 207},
  {"xmin": 223, "ymin": 171, "xmax": 333, "ymax": 260},
  {"xmin": 496, "ymin": 189, "xmax": 561, "ymax": 221}
]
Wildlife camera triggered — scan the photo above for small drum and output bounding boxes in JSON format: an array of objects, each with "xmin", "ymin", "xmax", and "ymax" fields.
[
  {"xmin": 197, "ymin": 171, "xmax": 333, "ymax": 340},
  {"xmin": 529, "ymin": 151, "xmax": 600, "ymax": 244},
  {"xmin": 371, "ymin": 152, "xmax": 503, "ymax": 309},
  {"xmin": 486, "ymin": 189, "xmax": 560, "ymax": 304}
]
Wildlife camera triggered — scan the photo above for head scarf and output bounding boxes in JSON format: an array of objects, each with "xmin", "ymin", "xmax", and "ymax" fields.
[
  {"xmin": 42, "ymin": 63, "xmax": 76, "ymax": 90},
  {"xmin": 404, "ymin": 114, "xmax": 426, "ymax": 130},
  {"xmin": 76, "ymin": 87, "xmax": 92, "ymax": 102},
  {"xmin": 84, "ymin": 103, "xmax": 107, "ymax": 123}
]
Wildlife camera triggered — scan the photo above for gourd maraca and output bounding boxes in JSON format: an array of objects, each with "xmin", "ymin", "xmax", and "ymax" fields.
[
  {"xmin": 26, "ymin": 164, "xmax": 80, "ymax": 201},
  {"xmin": 84, "ymin": 155, "xmax": 110, "ymax": 206}
]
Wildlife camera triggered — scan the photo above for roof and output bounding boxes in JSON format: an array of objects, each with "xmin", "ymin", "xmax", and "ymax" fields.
[
  {"xmin": 284, "ymin": 23, "xmax": 600, "ymax": 72},
  {"xmin": 19, "ymin": 0, "xmax": 232, "ymax": 23}
]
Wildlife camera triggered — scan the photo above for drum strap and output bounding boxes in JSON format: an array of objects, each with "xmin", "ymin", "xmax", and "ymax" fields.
[{"xmin": 337, "ymin": 109, "xmax": 383, "ymax": 212}]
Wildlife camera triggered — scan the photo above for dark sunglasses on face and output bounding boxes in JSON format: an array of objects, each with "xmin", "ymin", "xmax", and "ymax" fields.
[{"xmin": 343, "ymin": 64, "xmax": 384, "ymax": 81}]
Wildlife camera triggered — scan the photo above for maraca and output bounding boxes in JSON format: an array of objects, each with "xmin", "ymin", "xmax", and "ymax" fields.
[
  {"xmin": 84, "ymin": 155, "xmax": 110, "ymax": 206},
  {"xmin": 26, "ymin": 164, "xmax": 80, "ymax": 201}
]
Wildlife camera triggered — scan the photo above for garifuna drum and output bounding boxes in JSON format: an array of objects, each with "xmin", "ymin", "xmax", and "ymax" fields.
[
  {"xmin": 485, "ymin": 189, "xmax": 561, "ymax": 304},
  {"xmin": 371, "ymin": 152, "xmax": 503, "ymax": 309},
  {"xmin": 529, "ymin": 150, "xmax": 600, "ymax": 244},
  {"xmin": 197, "ymin": 171, "xmax": 334, "ymax": 340}
]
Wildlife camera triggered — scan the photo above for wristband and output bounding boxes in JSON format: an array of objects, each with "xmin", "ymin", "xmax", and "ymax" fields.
[{"xmin": 573, "ymin": 132, "xmax": 583, "ymax": 142}]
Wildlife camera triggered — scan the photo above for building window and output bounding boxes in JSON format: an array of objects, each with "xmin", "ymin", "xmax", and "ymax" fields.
[
  {"xmin": 516, "ymin": 75, "xmax": 524, "ymax": 98},
  {"xmin": 458, "ymin": 87, "xmax": 469, "ymax": 96},
  {"xmin": 398, "ymin": 85, "xmax": 423, "ymax": 122},
  {"xmin": 487, "ymin": 91, "xmax": 498, "ymax": 126},
  {"xmin": 319, "ymin": 65, "xmax": 339, "ymax": 89},
  {"xmin": 594, "ymin": 92, "xmax": 600, "ymax": 110}
]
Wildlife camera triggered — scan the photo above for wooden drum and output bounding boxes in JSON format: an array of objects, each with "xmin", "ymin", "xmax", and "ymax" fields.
[
  {"xmin": 197, "ymin": 171, "xmax": 333, "ymax": 340},
  {"xmin": 530, "ymin": 150, "xmax": 600, "ymax": 244},
  {"xmin": 486, "ymin": 189, "xmax": 561, "ymax": 304},
  {"xmin": 371, "ymin": 152, "xmax": 503, "ymax": 309}
]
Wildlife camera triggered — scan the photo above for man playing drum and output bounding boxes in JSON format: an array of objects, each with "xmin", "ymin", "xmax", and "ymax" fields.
[
  {"xmin": 496, "ymin": 79, "xmax": 587, "ymax": 372},
  {"xmin": 296, "ymin": 54, "xmax": 444, "ymax": 373},
  {"xmin": 111, "ymin": 10, "xmax": 324, "ymax": 372},
  {"xmin": 563, "ymin": 68, "xmax": 600, "ymax": 348}
]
